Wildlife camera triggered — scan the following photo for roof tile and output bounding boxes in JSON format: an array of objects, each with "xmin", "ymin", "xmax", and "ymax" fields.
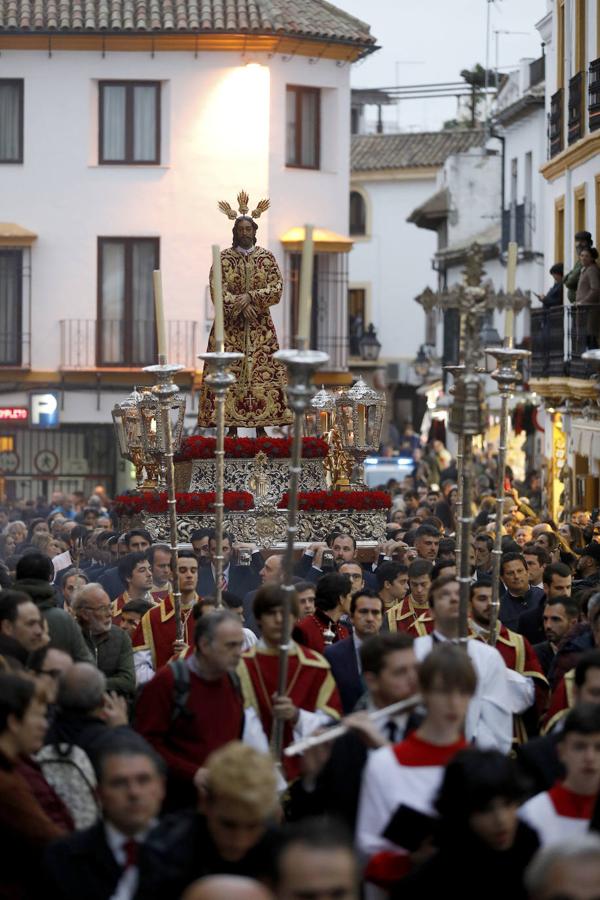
[
  {"xmin": 0, "ymin": 0, "xmax": 375, "ymax": 44},
  {"xmin": 351, "ymin": 130, "xmax": 485, "ymax": 172}
]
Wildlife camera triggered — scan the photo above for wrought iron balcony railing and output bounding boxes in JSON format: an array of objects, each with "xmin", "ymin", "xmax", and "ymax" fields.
[
  {"xmin": 530, "ymin": 304, "xmax": 597, "ymax": 379},
  {"xmin": 59, "ymin": 319, "xmax": 200, "ymax": 370}
]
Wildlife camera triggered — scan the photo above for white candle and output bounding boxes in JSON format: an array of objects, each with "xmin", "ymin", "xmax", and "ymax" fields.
[
  {"xmin": 505, "ymin": 241, "xmax": 518, "ymax": 341},
  {"xmin": 297, "ymin": 225, "xmax": 314, "ymax": 349},
  {"xmin": 212, "ymin": 244, "xmax": 224, "ymax": 352},
  {"xmin": 357, "ymin": 404, "xmax": 366, "ymax": 445},
  {"xmin": 152, "ymin": 270, "xmax": 167, "ymax": 360}
]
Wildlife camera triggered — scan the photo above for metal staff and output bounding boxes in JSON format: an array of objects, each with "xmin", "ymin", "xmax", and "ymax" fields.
[
  {"xmin": 144, "ymin": 362, "xmax": 186, "ymax": 640},
  {"xmin": 198, "ymin": 350, "xmax": 244, "ymax": 607},
  {"xmin": 284, "ymin": 693, "xmax": 423, "ymax": 756},
  {"xmin": 270, "ymin": 348, "xmax": 329, "ymax": 761},
  {"xmin": 485, "ymin": 346, "xmax": 530, "ymax": 646}
]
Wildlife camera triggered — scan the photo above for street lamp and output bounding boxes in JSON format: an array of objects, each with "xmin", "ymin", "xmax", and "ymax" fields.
[
  {"xmin": 413, "ymin": 344, "xmax": 430, "ymax": 379},
  {"xmin": 359, "ymin": 323, "xmax": 382, "ymax": 362},
  {"xmin": 335, "ymin": 377, "xmax": 386, "ymax": 486}
]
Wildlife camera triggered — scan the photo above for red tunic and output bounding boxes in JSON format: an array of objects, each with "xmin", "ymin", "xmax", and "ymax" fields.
[
  {"xmin": 542, "ymin": 669, "xmax": 576, "ymax": 734},
  {"xmin": 131, "ymin": 594, "xmax": 199, "ymax": 671},
  {"xmin": 111, "ymin": 590, "xmax": 163, "ymax": 625},
  {"xmin": 294, "ymin": 609, "xmax": 349, "ymax": 654},
  {"xmin": 471, "ymin": 622, "xmax": 549, "ymax": 717},
  {"xmin": 239, "ymin": 641, "xmax": 342, "ymax": 780},
  {"xmin": 135, "ymin": 663, "xmax": 243, "ymax": 798},
  {"xmin": 406, "ymin": 610, "xmax": 434, "ymax": 637},
  {"xmin": 387, "ymin": 596, "xmax": 430, "ymax": 633}
]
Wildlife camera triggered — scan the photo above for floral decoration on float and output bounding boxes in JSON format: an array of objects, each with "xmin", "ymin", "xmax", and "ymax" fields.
[
  {"xmin": 173, "ymin": 436, "xmax": 329, "ymax": 461},
  {"xmin": 277, "ymin": 490, "xmax": 392, "ymax": 512},
  {"xmin": 113, "ymin": 491, "xmax": 255, "ymax": 516}
]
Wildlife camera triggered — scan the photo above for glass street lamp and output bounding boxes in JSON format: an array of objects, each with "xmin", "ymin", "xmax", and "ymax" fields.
[
  {"xmin": 304, "ymin": 385, "xmax": 336, "ymax": 438},
  {"xmin": 112, "ymin": 389, "xmax": 146, "ymax": 488},
  {"xmin": 335, "ymin": 377, "xmax": 386, "ymax": 486},
  {"xmin": 412, "ymin": 344, "xmax": 430, "ymax": 379}
]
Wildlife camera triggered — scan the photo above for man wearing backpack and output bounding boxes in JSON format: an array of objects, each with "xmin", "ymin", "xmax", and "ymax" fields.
[{"xmin": 134, "ymin": 609, "xmax": 273, "ymax": 811}]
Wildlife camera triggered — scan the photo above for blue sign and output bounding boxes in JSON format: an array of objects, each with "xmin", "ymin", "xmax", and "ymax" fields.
[{"xmin": 30, "ymin": 392, "xmax": 60, "ymax": 429}]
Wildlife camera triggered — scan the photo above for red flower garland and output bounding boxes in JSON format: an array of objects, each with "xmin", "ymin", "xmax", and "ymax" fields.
[
  {"xmin": 114, "ymin": 491, "xmax": 254, "ymax": 516},
  {"xmin": 174, "ymin": 436, "xmax": 328, "ymax": 462},
  {"xmin": 277, "ymin": 490, "xmax": 391, "ymax": 512}
]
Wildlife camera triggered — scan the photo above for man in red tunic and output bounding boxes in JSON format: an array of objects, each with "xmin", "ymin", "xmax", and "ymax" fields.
[
  {"xmin": 294, "ymin": 573, "xmax": 351, "ymax": 653},
  {"xmin": 135, "ymin": 608, "xmax": 272, "ymax": 810},
  {"xmin": 132, "ymin": 551, "xmax": 200, "ymax": 684},
  {"xmin": 468, "ymin": 576, "xmax": 548, "ymax": 739},
  {"xmin": 239, "ymin": 585, "xmax": 342, "ymax": 779},
  {"xmin": 110, "ymin": 551, "xmax": 160, "ymax": 624},
  {"xmin": 386, "ymin": 559, "xmax": 432, "ymax": 633}
]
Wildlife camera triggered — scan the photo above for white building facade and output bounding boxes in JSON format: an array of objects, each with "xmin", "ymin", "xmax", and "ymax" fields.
[{"xmin": 0, "ymin": 0, "xmax": 375, "ymax": 499}]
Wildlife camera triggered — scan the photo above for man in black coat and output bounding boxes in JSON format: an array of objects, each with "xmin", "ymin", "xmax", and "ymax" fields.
[
  {"xmin": 197, "ymin": 531, "xmax": 261, "ymax": 601},
  {"xmin": 44, "ymin": 735, "xmax": 185, "ymax": 900},
  {"xmin": 325, "ymin": 590, "xmax": 383, "ymax": 714},
  {"xmin": 287, "ymin": 632, "xmax": 420, "ymax": 830},
  {"xmin": 519, "ymin": 562, "xmax": 574, "ymax": 646}
]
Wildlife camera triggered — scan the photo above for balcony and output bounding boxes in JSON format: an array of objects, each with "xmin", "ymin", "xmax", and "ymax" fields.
[
  {"xmin": 568, "ymin": 72, "xmax": 584, "ymax": 145},
  {"xmin": 589, "ymin": 58, "xmax": 600, "ymax": 132},
  {"xmin": 530, "ymin": 305, "xmax": 596, "ymax": 379},
  {"xmin": 0, "ymin": 331, "xmax": 31, "ymax": 369},
  {"xmin": 549, "ymin": 89, "xmax": 564, "ymax": 157},
  {"xmin": 529, "ymin": 55, "xmax": 545, "ymax": 87},
  {"xmin": 59, "ymin": 319, "xmax": 200, "ymax": 371}
]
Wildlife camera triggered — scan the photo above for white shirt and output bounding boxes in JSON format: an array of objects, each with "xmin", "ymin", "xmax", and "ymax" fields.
[
  {"xmin": 104, "ymin": 821, "xmax": 156, "ymax": 900},
  {"xmin": 469, "ymin": 621, "xmax": 535, "ymax": 714},
  {"xmin": 414, "ymin": 632, "xmax": 513, "ymax": 753},
  {"xmin": 519, "ymin": 785, "xmax": 594, "ymax": 846}
]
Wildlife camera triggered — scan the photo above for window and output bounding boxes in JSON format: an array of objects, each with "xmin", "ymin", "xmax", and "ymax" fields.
[
  {"xmin": 349, "ymin": 191, "xmax": 366, "ymax": 236},
  {"xmin": 349, "ymin": 287, "xmax": 366, "ymax": 356},
  {"xmin": 575, "ymin": 0, "xmax": 586, "ymax": 74},
  {"xmin": 0, "ymin": 251, "xmax": 22, "ymax": 366},
  {"xmin": 575, "ymin": 184, "xmax": 586, "ymax": 234},
  {"xmin": 97, "ymin": 238, "xmax": 158, "ymax": 366},
  {"xmin": 554, "ymin": 196, "xmax": 565, "ymax": 264},
  {"xmin": 286, "ymin": 86, "xmax": 320, "ymax": 169},
  {"xmin": 557, "ymin": 0, "xmax": 565, "ymax": 90},
  {"xmin": 99, "ymin": 82, "xmax": 160, "ymax": 164},
  {"xmin": 0, "ymin": 80, "xmax": 23, "ymax": 163}
]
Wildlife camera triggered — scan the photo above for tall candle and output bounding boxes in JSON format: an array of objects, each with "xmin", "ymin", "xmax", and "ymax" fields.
[
  {"xmin": 212, "ymin": 244, "xmax": 224, "ymax": 352},
  {"xmin": 297, "ymin": 225, "xmax": 314, "ymax": 349},
  {"xmin": 152, "ymin": 270, "xmax": 167, "ymax": 361},
  {"xmin": 357, "ymin": 404, "xmax": 366, "ymax": 445},
  {"xmin": 504, "ymin": 241, "xmax": 518, "ymax": 342}
]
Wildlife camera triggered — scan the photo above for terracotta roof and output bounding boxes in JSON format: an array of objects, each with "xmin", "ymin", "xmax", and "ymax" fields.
[
  {"xmin": 406, "ymin": 188, "xmax": 450, "ymax": 229},
  {"xmin": 351, "ymin": 130, "xmax": 484, "ymax": 172},
  {"xmin": 0, "ymin": 0, "xmax": 375, "ymax": 45}
]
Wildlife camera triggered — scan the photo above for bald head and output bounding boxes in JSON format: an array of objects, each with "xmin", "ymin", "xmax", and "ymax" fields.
[
  {"xmin": 181, "ymin": 876, "xmax": 273, "ymax": 900},
  {"xmin": 260, "ymin": 554, "xmax": 282, "ymax": 585},
  {"xmin": 57, "ymin": 661, "xmax": 106, "ymax": 712}
]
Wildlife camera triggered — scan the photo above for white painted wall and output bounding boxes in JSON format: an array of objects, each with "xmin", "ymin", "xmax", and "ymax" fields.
[
  {"xmin": 0, "ymin": 48, "xmax": 352, "ymax": 381},
  {"xmin": 348, "ymin": 175, "xmax": 438, "ymax": 361}
]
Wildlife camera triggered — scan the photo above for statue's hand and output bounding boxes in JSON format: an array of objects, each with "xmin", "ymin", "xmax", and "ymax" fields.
[{"xmin": 243, "ymin": 305, "xmax": 258, "ymax": 323}]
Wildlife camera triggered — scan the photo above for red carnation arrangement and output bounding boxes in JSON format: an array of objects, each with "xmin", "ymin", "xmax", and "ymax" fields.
[
  {"xmin": 174, "ymin": 436, "xmax": 328, "ymax": 462},
  {"xmin": 114, "ymin": 491, "xmax": 254, "ymax": 516},
  {"xmin": 277, "ymin": 490, "xmax": 392, "ymax": 512}
]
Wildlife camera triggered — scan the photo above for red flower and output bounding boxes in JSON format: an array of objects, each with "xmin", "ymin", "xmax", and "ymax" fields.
[
  {"xmin": 277, "ymin": 490, "xmax": 391, "ymax": 512},
  {"xmin": 174, "ymin": 436, "xmax": 328, "ymax": 462},
  {"xmin": 113, "ymin": 491, "xmax": 254, "ymax": 515}
]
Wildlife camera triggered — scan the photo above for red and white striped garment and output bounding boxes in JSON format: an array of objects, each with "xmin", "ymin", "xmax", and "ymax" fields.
[
  {"xmin": 519, "ymin": 782, "xmax": 595, "ymax": 845},
  {"xmin": 356, "ymin": 731, "xmax": 466, "ymax": 888}
]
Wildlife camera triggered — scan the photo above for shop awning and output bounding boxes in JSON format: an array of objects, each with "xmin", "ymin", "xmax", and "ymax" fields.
[
  {"xmin": 280, "ymin": 227, "xmax": 353, "ymax": 254},
  {"xmin": 0, "ymin": 223, "xmax": 38, "ymax": 247}
]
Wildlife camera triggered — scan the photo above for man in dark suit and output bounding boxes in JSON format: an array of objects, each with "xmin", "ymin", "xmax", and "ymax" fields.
[
  {"xmin": 44, "ymin": 735, "xmax": 184, "ymax": 900},
  {"xmin": 295, "ymin": 534, "xmax": 377, "ymax": 590},
  {"xmin": 99, "ymin": 530, "xmax": 152, "ymax": 600},
  {"xmin": 325, "ymin": 590, "xmax": 383, "ymax": 713},
  {"xmin": 197, "ymin": 530, "xmax": 261, "ymax": 602},
  {"xmin": 500, "ymin": 552, "xmax": 545, "ymax": 633},
  {"xmin": 287, "ymin": 632, "xmax": 420, "ymax": 830},
  {"xmin": 519, "ymin": 562, "xmax": 574, "ymax": 646}
]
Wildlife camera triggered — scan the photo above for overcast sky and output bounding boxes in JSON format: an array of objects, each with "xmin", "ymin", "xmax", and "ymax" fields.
[{"xmin": 335, "ymin": 0, "xmax": 547, "ymax": 131}]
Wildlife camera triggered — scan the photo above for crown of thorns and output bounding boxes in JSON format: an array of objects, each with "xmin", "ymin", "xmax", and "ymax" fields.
[{"xmin": 217, "ymin": 191, "xmax": 270, "ymax": 221}]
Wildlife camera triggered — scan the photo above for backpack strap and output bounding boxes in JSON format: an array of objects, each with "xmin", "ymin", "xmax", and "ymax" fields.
[{"xmin": 168, "ymin": 659, "xmax": 192, "ymax": 724}]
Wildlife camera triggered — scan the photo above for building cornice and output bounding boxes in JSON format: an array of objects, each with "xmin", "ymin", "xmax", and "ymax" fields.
[
  {"xmin": 0, "ymin": 32, "xmax": 370, "ymax": 60},
  {"xmin": 540, "ymin": 131, "xmax": 600, "ymax": 182},
  {"xmin": 351, "ymin": 166, "xmax": 438, "ymax": 183}
]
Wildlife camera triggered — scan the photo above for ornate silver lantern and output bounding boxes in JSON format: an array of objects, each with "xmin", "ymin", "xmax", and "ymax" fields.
[
  {"xmin": 304, "ymin": 385, "xmax": 336, "ymax": 438},
  {"xmin": 111, "ymin": 389, "xmax": 146, "ymax": 488},
  {"xmin": 139, "ymin": 369, "xmax": 186, "ymax": 489},
  {"xmin": 335, "ymin": 377, "xmax": 386, "ymax": 486}
]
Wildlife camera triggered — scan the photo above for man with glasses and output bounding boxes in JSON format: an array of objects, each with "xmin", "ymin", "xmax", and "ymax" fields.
[{"xmin": 72, "ymin": 583, "xmax": 135, "ymax": 699}]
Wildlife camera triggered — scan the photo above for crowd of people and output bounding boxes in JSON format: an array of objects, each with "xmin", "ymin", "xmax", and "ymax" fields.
[{"xmin": 2, "ymin": 479, "xmax": 600, "ymax": 899}]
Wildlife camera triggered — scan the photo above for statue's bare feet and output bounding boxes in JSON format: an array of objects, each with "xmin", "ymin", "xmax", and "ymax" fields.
[
  {"xmin": 256, "ymin": 427, "xmax": 267, "ymax": 438},
  {"xmin": 227, "ymin": 427, "xmax": 237, "ymax": 437}
]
